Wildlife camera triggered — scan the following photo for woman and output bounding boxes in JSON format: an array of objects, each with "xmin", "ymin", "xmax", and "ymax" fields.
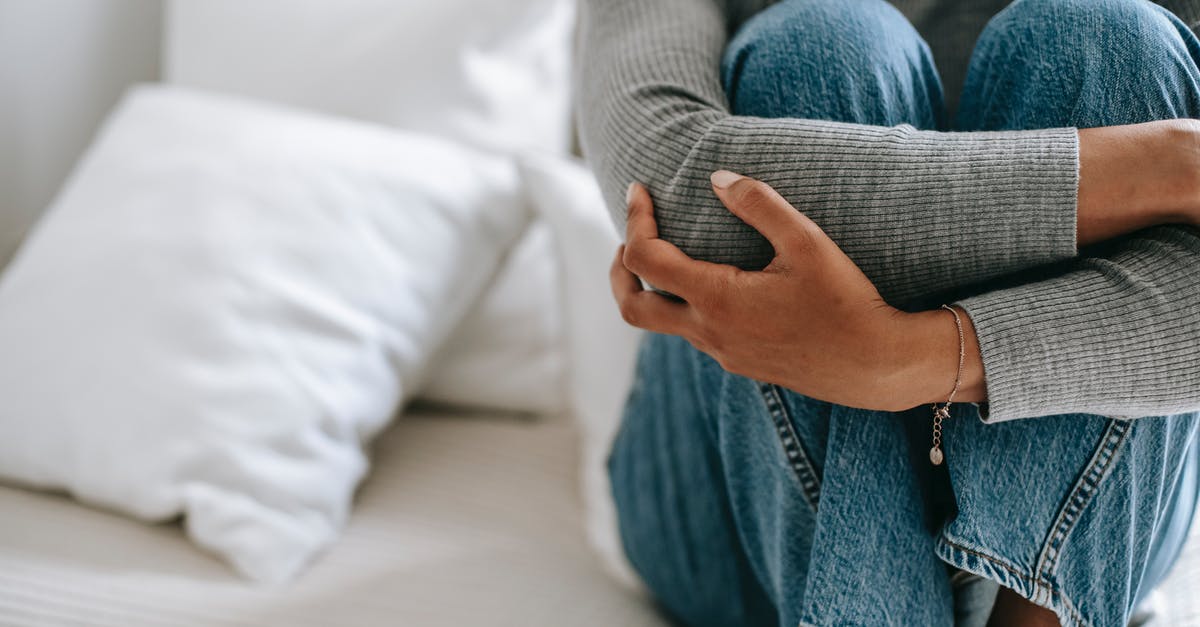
[{"xmin": 577, "ymin": 0, "xmax": 1200, "ymax": 625}]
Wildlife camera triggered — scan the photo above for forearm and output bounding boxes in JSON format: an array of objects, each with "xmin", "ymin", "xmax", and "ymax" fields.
[
  {"xmin": 1077, "ymin": 120, "xmax": 1200, "ymax": 245},
  {"xmin": 888, "ymin": 120, "xmax": 1200, "ymax": 415},
  {"xmin": 890, "ymin": 224, "xmax": 1200, "ymax": 421}
]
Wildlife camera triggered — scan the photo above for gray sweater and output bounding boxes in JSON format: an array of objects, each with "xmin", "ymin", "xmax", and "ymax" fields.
[{"xmin": 576, "ymin": 0, "xmax": 1200, "ymax": 422}]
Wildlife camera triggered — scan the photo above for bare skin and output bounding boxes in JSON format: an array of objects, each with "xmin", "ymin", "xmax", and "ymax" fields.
[
  {"xmin": 1077, "ymin": 120, "xmax": 1200, "ymax": 245},
  {"xmin": 609, "ymin": 119, "xmax": 1200, "ymax": 624},
  {"xmin": 987, "ymin": 588, "xmax": 1061, "ymax": 627}
]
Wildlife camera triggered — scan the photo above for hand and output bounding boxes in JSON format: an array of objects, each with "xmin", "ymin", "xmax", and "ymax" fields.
[{"xmin": 610, "ymin": 171, "xmax": 986, "ymax": 411}]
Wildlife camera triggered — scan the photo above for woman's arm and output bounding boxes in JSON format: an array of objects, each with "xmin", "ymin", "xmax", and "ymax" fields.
[
  {"xmin": 613, "ymin": 175, "xmax": 1200, "ymax": 421},
  {"xmin": 577, "ymin": 0, "xmax": 1194, "ymax": 304}
]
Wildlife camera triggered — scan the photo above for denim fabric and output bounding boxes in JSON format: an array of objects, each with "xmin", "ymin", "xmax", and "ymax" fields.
[{"xmin": 608, "ymin": 1, "xmax": 1200, "ymax": 625}]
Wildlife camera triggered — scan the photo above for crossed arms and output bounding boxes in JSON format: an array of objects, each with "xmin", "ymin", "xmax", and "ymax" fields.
[{"xmin": 578, "ymin": 0, "xmax": 1200, "ymax": 421}]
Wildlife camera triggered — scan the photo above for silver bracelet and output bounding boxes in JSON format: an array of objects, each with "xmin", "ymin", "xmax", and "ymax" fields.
[{"xmin": 930, "ymin": 304, "xmax": 965, "ymax": 466}]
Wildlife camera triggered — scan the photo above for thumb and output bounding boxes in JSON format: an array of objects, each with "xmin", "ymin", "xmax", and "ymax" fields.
[
  {"xmin": 710, "ymin": 170, "xmax": 820, "ymax": 258},
  {"xmin": 624, "ymin": 181, "xmax": 657, "ymax": 239}
]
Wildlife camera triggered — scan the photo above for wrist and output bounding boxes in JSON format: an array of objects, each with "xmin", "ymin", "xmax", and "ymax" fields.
[{"xmin": 880, "ymin": 308, "xmax": 986, "ymax": 410}]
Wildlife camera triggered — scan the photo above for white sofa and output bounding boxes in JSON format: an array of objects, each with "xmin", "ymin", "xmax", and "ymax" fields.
[
  {"xmin": 0, "ymin": 409, "xmax": 666, "ymax": 626},
  {"xmin": 0, "ymin": 3, "xmax": 668, "ymax": 624}
]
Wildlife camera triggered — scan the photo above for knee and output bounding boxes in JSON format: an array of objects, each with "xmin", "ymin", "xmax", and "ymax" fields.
[
  {"xmin": 722, "ymin": 0, "xmax": 938, "ymax": 122},
  {"xmin": 993, "ymin": 0, "xmax": 1175, "ymax": 30},
  {"xmin": 981, "ymin": 0, "xmax": 1193, "ymax": 82},
  {"xmin": 967, "ymin": 0, "xmax": 1200, "ymax": 126}
]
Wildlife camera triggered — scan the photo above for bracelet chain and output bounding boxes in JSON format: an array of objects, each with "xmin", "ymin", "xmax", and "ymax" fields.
[{"xmin": 930, "ymin": 304, "xmax": 965, "ymax": 466}]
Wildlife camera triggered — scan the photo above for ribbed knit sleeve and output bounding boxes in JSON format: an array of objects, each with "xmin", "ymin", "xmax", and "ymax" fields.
[
  {"xmin": 958, "ymin": 226, "xmax": 1200, "ymax": 422},
  {"xmin": 575, "ymin": 0, "xmax": 1080, "ymax": 306}
]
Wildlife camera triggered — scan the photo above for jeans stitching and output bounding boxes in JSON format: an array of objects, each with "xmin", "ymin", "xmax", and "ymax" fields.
[
  {"xmin": 938, "ymin": 537, "xmax": 1090, "ymax": 627},
  {"xmin": 1035, "ymin": 419, "xmax": 1132, "ymax": 585},
  {"xmin": 940, "ymin": 536, "xmax": 1029, "ymax": 583},
  {"xmin": 758, "ymin": 382, "xmax": 821, "ymax": 511}
]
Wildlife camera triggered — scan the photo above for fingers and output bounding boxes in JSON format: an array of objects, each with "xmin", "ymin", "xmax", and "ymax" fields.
[
  {"xmin": 609, "ymin": 244, "xmax": 642, "ymax": 303},
  {"xmin": 624, "ymin": 182, "xmax": 733, "ymax": 298},
  {"xmin": 624, "ymin": 182, "xmax": 658, "ymax": 240},
  {"xmin": 709, "ymin": 170, "xmax": 819, "ymax": 258},
  {"xmin": 609, "ymin": 244, "xmax": 692, "ymax": 335}
]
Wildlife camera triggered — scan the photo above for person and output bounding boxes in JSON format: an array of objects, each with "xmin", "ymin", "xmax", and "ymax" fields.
[{"xmin": 576, "ymin": 0, "xmax": 1200, "ymax": 625}]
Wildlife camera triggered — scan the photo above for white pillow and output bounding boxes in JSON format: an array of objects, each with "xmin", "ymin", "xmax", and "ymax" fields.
[
  {"xmin": 164, "ymin": 0, "xmax": 575, "ymax": 155},
  {"xmin": 163, "ymin": 0, "xmax": 577, "ymax": 415},
  {"xmin": 0, "ymin": 85, "xmax": 526, "ymax": 583},
  {"xmin": 519, "ymin": 155, "xmax": 644, "ymax": 589},
  {"xmin": 422, "ymin": 220, "xmax": 568, "ymax": 415}
]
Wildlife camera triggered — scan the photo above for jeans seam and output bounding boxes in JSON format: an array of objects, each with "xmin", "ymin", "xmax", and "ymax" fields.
[
  {"xmin": 1034, "ymin": 419, "xmax": 1132, "ymax": 583},
  {"xmin": 937, "ymin": 537, "xmax": 1091, "ymax": 627},
  {"xmin": 758, "ymin": 382, "xmax": 821, "ymax": 512}
]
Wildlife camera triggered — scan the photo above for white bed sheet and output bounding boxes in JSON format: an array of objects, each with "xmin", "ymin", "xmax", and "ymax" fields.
[{"xmin": 0, "ymin": 410, "xmax": 667, "ymax": 627}]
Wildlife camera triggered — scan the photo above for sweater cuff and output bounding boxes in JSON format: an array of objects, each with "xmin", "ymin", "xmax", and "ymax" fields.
[
  {"xmin": 955, "ymin": 285, "xmax": 1073, "ymax": 423},
  {"xmin": 952, "ymin": 226, "xmax": 1198, "ymax": 422}
]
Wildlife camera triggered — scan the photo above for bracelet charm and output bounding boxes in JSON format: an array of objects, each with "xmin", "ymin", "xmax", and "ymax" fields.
[{"xmin": 930, "ymin": 305, "xmax": 965, "ymax": 467}]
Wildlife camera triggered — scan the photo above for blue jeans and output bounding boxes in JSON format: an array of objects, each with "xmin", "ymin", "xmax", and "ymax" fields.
[{"xmin": 609, "ymin": 1, "xmax": 1200, "ymax": 625}]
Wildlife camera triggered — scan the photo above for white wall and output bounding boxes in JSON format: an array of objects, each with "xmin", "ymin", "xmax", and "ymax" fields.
[{"xmin": 0, "ymin": 0, "xmax": 162, "ymax": 267}]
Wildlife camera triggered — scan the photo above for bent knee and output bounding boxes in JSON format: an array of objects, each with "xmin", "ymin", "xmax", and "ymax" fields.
[
  {"xmin": 722, "ymin": 0, "xmax": 938, "ymax": 122},
  {"xmin": 982, "ymin": 0, "xmax": 1193, "ymax": 74},
  {"xmin": 995, "ymin": 0, "xmax": 1173, "ymax": 26},
  {"xmin": 971, "ymin": 0, "xmax": 1200, "ymax": 125},
  {"xmin": 724, "ymin": 0, "xmax": 927, "ymax": 83}
]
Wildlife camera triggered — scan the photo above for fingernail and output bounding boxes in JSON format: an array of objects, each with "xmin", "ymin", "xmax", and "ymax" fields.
[
  {"xmin": 626, "ymin": 182, "xmax": 638, "ymax": 206},
  {"xmin": 710, "ymin": 170, "xmax": 743, "ymax": 189}
]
